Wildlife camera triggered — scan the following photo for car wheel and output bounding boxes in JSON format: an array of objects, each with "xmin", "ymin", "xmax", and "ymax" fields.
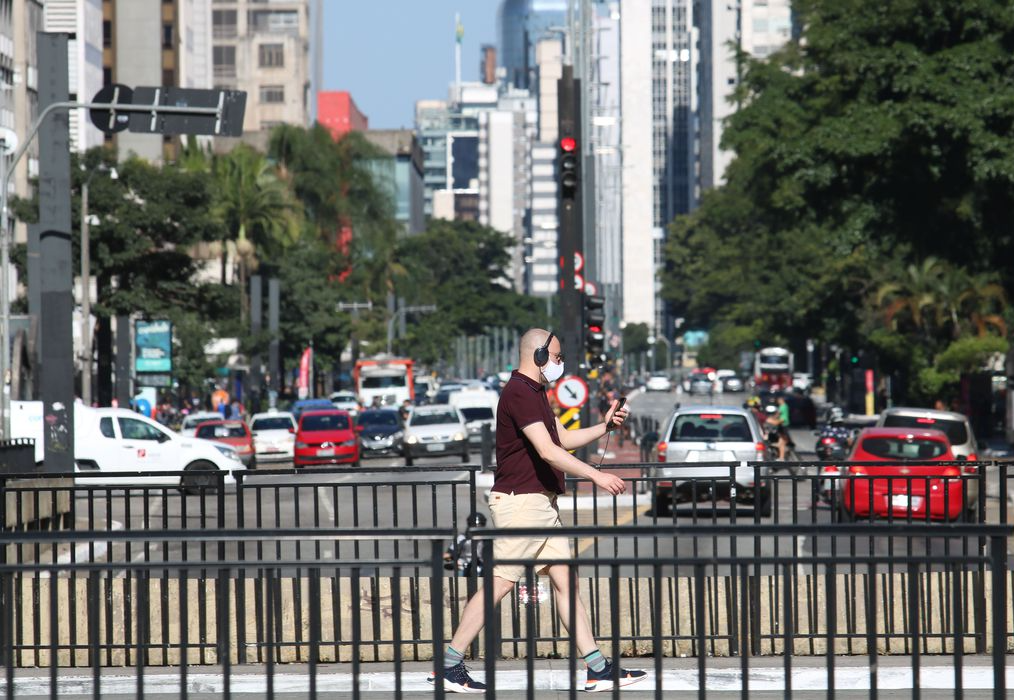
[
  {"xmin": 181, "ymin": 460, "xmax": 218, "ymax": 495},
  {"xmin": 837, "ymin": 498, "xmax": 856, "ymax": 523},
  {"xmin": 405, "ymin": 452, "xmax": 414, "ymax": 466},
  {"xmin": 461, "ymin": 451, "xmax": 470, "ymax": 464},
  {"xmin": 249, "ymin": 456, "xmax": 256, "ymax": 471}
]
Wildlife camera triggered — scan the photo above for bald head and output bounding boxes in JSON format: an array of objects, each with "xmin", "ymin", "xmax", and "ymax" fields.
[
  {"xmin": 518, "ymin": 328, "xmax": 561, "ymax": 379},
  {"xmin": 520, "ymin": 328, "xmax": 553, "ymax": 360}
]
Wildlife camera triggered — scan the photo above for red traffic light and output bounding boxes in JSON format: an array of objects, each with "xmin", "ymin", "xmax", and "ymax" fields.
[{"xmin": 560, "ymin": 136, "xmax": 577, "ymax": 153}]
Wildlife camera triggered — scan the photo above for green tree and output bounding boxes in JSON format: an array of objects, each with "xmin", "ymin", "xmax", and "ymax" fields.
[
  {"xmin": 394, "ymin": 220, "xmax": 549, "ymax": 364},
  {"xmin": 212, "ymin": 144, "xmax": 293, "ymax": 321}
]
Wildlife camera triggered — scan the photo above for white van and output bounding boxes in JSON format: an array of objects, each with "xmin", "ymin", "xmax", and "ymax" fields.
[
  {"xmin": 449, "ymin": 390, "xmax": 499, "ymax": 448},
  {"xmin": 11, "ymin": 402, "xmax": 245, "ymax": 490}
]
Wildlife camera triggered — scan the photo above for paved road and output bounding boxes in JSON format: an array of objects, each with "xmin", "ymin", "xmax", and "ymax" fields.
[{"xmin": 33, "ymin": 385, "xmax": 1006, "ymax": 575}]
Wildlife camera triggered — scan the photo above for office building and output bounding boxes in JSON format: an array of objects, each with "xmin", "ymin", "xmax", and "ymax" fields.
[
  {"xmin": 103, "ymin": 0, "xmax": 213, "ymax": 162},
  {"xmin": 211, "ymin": 0, "xmax": 311, "ymax": 139},
  {"xmin": 620, "ymin": 0, "xmax": 694, "ymax": 331},
  {"xmin": 696, "ymin": 0, "xmax": 793, "ymax": 196},
  {"xmin": 317, "ymin": 90, "xmax": 368, "ymax": 141},
  {"xmin": 43, "ymin": 0, "xmax": 104, "ymax": 153},
  {"xmin": 498, "ymin": 0, "xmax": 567, "ymax": 90},
  {"xmin": 362, "ymin": 129, "xmax": 425, "ymax": 236}
]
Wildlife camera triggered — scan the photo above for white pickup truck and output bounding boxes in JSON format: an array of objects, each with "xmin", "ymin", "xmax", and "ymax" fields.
[{"xmin": 10, "ymin": 401, "xmax": 244, "ymax": 490}]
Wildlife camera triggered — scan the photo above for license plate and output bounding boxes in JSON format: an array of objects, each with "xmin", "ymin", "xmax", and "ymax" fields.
[
  {"xmin": 426, "ymin": 443, "xmax": 444, "ymax": 452},
  {"xmin": 891, "ymin": 494, "xmax": 923, "ymax": 509},
  {"xmin": 317, "ymin": 448, "xmax": 335, "ymax": 457}
]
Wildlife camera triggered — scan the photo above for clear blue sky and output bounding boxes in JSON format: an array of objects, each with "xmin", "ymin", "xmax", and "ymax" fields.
[{"xmin": 323, "ymin": 1, "xmax": 500, "ymax": 129}]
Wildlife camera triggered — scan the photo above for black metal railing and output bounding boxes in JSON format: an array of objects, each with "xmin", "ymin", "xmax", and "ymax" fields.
[{"xmin": 0, "ymin": 523, "xmax": 1007, "ymax": 698}]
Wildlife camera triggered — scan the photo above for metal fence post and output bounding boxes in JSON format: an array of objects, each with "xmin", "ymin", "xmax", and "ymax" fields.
[{"xmin": 990, "ymin": 535, "xmax": 1007, "ymax": 699}]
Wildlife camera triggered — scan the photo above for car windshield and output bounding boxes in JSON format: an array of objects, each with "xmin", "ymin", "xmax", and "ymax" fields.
[
  {"xmin": 882, "ymin": 415, "xmax": 969, "ymax": 446},
  {"xmin": 861, "ymin": 437, "xmax": 948, "ymax": 460},
  {"xmin": 301, "ymin": 414, "xmax": 350, "ymax": 431},
  {"xmin": 363, "ymin": 376, "xmax": 406, "ymax": 389},
  {"xmin": 196, "ymin": 424, "xmax": 247, "ymax": 439},
  {"xmin": 251, "ymin": 417, "xmax": 293, "ymax": 431},
  {"xmin": 358, "ymin": 412, "xmax": 399, "ymax": 427},
  {"xmin": 411, "ymin": 411, "xmax": 458, "ymax": 426},
  {"xmin": 669, "ymin": 414, "xmax": 753, "ymax": 442},
  {"xmin": 460, "ymin": 407, "xmax": 494, "ymax": 421}
]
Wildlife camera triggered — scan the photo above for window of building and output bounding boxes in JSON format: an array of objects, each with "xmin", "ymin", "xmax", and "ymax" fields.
[
  {"xmin": 213, "ymin": 45, "xmax": 236, "ymax": 78},
  {"xmin": 258, "ymin": 43, "xmax": 284, "ymax": 68},
  {"xmin": 162, "ymin": 69, "xmax": 175, "ymax": 86},
  {"xmin": 162, "ymin": 23, "xmax": 173, "ymax": 49},
  {"xmin": 102, "ymin": 20, "xmax": 112, "ymax": 48},
  {"xmin": 259, "ymin": 85, "xmax": 284, "ymax": 103},
  {"xmin": 212, "ymin": 9, "xmax": 237, "ymax": 39},
  {"xmin": 249, "ymin": 10, "xmax": 299, "ymax": 34}
]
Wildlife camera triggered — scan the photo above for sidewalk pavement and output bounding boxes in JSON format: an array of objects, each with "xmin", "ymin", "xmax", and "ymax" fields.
[{"xmin": 4, "ymin": 657, "xmax": 1007, "ymax": 697}]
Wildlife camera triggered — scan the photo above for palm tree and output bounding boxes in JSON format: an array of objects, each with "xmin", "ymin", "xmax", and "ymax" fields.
[
  {"xmin": 876, "ymin": 257, "xmax": 946, "ymax": 338},
  {"xmin": 213, "ymin": 145, "xmax": 293, "ymax": 321}
]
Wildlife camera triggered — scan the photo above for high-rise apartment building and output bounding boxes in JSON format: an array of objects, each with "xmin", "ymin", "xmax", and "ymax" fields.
[
  {"xmin": 43, "ymin": 0, "xmax": 104, "ymax": 154},
  {"xmin": 2, "ymin": 0, "xmax": 42, "ymax": 248},
  {"xmin": 211, "ymin": 0, "xmax": 310, "ymax": 139},
  {"xmin": 102, "ymin": 0, "xmax": 212, "ymax": 162}
]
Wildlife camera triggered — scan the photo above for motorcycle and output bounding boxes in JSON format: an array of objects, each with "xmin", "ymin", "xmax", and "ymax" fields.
[{"xmin": 813, "ymin": 423, "xmax": 854, "ymax": 503}]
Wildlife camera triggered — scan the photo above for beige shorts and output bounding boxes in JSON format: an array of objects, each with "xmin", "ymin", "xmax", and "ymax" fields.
[{"xmin": 488, "ymin": 491, "xmax": 572, "ymax": 582}]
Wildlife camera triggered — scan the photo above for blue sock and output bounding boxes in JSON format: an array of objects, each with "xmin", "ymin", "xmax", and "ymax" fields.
[
  {"xmin": 444, "ymin": 645, "xmax": 464, "ymax": 669},
  {"xmin": 583, "ymin": 649, "xmax": 607, "ymax": 672}
]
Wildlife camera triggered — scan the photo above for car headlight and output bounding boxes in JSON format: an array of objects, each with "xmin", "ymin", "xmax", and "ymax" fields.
[
  {"xmin": 453, "ymin": 432, "xmax": 466, "ymax": 441},
  {"xmin": 406, "ymin": 435, "xmax": 418, "ymax": 444},
  {"xmin": 295, "ymin": 442, "xmax": 309, "ymax": 448},
  {"xmin": 213, "ymin": 444, "xmax": 241, "ymax": 462},
  {"xmin": 340, "ymin": 439, "xmax": 357, "ymax": 447}
]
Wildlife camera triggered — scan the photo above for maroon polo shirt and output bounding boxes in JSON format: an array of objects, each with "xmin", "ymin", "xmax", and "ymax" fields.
[{"xmin": 492, "ymin": 371, "xmax": 565, "ymax": 495}]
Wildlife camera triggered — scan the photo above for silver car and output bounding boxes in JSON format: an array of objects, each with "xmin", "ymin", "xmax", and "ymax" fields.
[
  {"xmin": 876, "ymin": 407, "xmax": 978, "ymax": 460},
  {"xmin": 650, "ymin": 406, "xmax": 773, "ymax": 516}
]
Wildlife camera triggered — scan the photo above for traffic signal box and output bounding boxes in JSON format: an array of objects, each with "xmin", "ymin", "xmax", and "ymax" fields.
[
  {"xmin": 559, "ymin": 135, "xmax": 580, "ymax": 201},
  {"xmin": 584, "ymin": 294, "xmax": 606, "ymax": 365}
]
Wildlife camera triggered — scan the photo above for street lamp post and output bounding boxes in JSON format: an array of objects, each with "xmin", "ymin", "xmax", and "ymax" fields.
[{"xmin": 79, "ymin": 165, "xmax": 117, "ymax": 407}]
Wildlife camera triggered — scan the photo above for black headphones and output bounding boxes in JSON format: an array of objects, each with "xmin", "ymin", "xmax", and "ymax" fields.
[{"xmin": 534, "ymin": 331, "xmax": 554, "ymax": 367}]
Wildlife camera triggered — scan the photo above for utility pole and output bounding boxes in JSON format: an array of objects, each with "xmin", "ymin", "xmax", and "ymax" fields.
[
  {"xmin": 387, "ymin": 305, "xmax": 436, "ymax": 355},
  {"xmin": 337, "ymin": 301, "xmax": 372, "ymax": 367}
]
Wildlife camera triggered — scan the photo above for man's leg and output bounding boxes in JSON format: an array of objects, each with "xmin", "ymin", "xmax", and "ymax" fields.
[
  {"xmin": 545, "ymin": 563, "xmax": 597, "ymax": 654},
  {"xmin": 448, "ymin": 576, "xmax": 516, "ymax": 653}
]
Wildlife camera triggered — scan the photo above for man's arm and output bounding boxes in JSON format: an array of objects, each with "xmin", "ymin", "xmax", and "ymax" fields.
[
  {"xmin": 521, "ymin": 421, "xmax": 626, "ymax": 495},
  {"xmin": 555, "ymin": 399, "xmax": 629, "ymax": 450}
]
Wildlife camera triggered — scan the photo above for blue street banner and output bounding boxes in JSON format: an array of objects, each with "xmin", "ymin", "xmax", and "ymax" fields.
[{"xmin": 135, "ymin": 320, "xmax": 173, "ymax": 373}]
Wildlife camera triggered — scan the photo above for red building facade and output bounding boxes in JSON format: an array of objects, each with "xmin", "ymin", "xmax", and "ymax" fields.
[{"xmin": 317, "ymin": 91, "xmax": 369, "ymax": 140}]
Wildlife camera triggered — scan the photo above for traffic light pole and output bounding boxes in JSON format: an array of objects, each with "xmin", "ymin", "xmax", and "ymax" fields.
[{"xmin": 557, "ymin": 65, "xmax": 583, "ymax": 376}]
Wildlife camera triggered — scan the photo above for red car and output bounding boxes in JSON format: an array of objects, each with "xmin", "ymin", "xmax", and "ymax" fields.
[
  {"xmin": 294, "ymin": 410, "xmax": 360, "ymax": 467},
  {"xmin": 194, "ymin": 420, "xmax": 256, "ymax": 468},
  {"xmin": 839, "ymin": 427, "xmax": 978, "ymax": 521}
]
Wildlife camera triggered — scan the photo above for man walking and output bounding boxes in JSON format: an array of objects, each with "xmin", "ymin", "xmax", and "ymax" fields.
[{"xmin": 430, "ymin": 328, "xmax": 648, "ymax": 693}]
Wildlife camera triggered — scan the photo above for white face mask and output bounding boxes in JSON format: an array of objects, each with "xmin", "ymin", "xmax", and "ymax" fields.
[{"xmin": 541, "ymin": 359, "xmax": 565, "ymax": 383}]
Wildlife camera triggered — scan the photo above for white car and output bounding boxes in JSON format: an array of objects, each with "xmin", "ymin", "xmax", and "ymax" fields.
[
  {"xmin": 74, "ymin": 407, "xmax": 245, "ymax": 491},
  {"xmin": 792, "ymin": 373, "xmax": 813, "ymax": 392},
  {"xmin": 646, "ymin": 374, "xmax": 673, "ymax": 392},
  {"xmin": 329, "ymin": 391, "xmax": 361, "ymax": 417},
  {"xmin": 403, "ymin": 404, "xmax": 469, "ymax": 465},
  {"xmin": 180, "ymin": 411, "xmax": 224, "ymax": 437},
  {"xmin": 249, "ymin": 410, "xmax": 297, "ymax": 463}
]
